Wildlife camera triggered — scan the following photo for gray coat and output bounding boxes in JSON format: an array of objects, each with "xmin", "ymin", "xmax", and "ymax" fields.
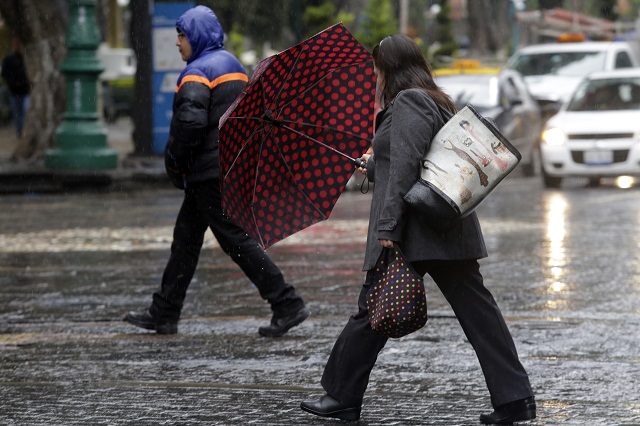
[{"xmin": 363, "ymin": 89, "xmax": 488, "ymax": 271}]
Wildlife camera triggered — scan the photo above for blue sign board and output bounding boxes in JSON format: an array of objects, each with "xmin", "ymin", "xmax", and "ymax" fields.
[{"xmin": 151, "ymin": 2, "xmax": 194, "ymax": 154}]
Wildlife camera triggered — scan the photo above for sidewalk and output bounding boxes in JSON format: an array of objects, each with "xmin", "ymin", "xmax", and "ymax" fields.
[
  {"xmin": 0, "ymin": 117, "xmax": 169, "ymax": 193},
  {"xmin": 0, "ymin": 117, "xmax": 367, "ymax": 193}
]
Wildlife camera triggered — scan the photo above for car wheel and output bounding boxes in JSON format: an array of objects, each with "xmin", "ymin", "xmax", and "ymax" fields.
[
  {"xmin": 522, "ymin": 145, "xmax": 541, "ymax": 177},
  {"xmin": 542, "ymin": 167, "xmax": 562, "ymax": 188},
  {"xmin": 587, "ymin": 177, "xmax": 601, "ymax": 187},
  {"xmin": 104, "ymin": 106, "xmax": 118, "ymax": 124}
]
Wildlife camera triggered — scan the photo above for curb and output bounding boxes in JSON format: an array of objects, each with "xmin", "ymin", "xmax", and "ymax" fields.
[{"xmin": 0, "ymin": 156, "xmax": 171, "ymax": 193}]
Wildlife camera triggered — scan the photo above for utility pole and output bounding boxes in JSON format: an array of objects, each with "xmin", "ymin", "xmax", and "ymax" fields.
[
  {"xmin": 130, "ymin": 0, "xmax": 153, "ymax": 155},
  {"xmin": 400, "ymin": 0, "xmax": 409, "ymax": 34}
]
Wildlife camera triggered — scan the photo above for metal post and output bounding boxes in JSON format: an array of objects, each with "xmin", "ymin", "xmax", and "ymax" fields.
[
  {"xmin": 45, "ymin": 0, "xmax": 118, "ymax": 170},
  {"xmin": 400, "ymin": 0, "xmax": 409, "ymax": 35}
]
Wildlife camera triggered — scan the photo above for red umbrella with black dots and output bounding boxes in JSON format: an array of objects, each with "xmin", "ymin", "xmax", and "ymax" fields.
[{"xmin": 219, "ymin": 23, "xmax": 376, "ymax": 249}]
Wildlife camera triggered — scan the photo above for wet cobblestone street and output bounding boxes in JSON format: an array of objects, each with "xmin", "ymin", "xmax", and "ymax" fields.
[{"xmin": 1, "ymin": 175, "xmax": 639, "ymax": 425}]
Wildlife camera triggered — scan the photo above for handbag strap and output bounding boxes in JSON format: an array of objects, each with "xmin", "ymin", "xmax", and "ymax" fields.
[{"xmin": 417, "ymin": 103, "xmax": 454, "ymax": 168}]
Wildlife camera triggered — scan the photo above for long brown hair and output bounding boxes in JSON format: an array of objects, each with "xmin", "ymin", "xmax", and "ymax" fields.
[{"xmin": 372, "ymin": 34, "xmax": 455, "ymax": 113}]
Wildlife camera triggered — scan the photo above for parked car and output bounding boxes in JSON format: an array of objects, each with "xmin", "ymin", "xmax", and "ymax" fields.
[
  {"xmin": 102, "ymin": 78, "xmax": 133, "ymax": 123},
  {"xmin": 539, "ymin": 69, "xmax": 640, "ymax": 188},
  {"xmin": 504, "ymin": 41, "xmax": 638, "ymax": 120},
  {"xmin": 435, "ymin": 67, "xmax": 544, "ymax": 176},
  {"xmin": 97, "ymin": 43, "xmax": 135, "ymax": 123}
]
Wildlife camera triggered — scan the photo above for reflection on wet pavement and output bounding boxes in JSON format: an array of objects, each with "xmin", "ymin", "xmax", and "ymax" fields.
[{"xmin": 1, "ymin": 177, "xmax": 640, "ymax": 425}]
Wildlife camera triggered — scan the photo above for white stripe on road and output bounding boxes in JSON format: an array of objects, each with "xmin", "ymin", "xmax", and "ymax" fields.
[
  {"xmin": 0, "ymin": 219, "xmax": 541, "ymax": 253},
  {"xmin": 0, "ymin": 220, "xmax": 368, "ymax": 253}
]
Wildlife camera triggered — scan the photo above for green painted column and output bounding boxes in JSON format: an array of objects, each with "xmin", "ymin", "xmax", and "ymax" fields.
[{"xmin": 45, "ymin": 0, "xmax": 118, "ymax": 170}]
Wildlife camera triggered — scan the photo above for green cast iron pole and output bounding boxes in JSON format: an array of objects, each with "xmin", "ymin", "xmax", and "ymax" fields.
[{"xmin": 45, "ymin": 0, "xmax": 118, "ymax": 170}]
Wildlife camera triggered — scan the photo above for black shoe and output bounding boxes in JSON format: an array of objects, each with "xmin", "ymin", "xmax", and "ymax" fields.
[
  {"xmin": 300, "ymin": 394, "xmax": 361, "ymax": 421},
  {"xmin": 124, "ymin": 310, "xmax": 178, "ymax": 335},
  {"xmin": 480, "ymin": 397, "xmax": 536, "ymax": 425},
  {"xmin": 258, "ymin": 307, "xmax": 310, "ymax": 337}
]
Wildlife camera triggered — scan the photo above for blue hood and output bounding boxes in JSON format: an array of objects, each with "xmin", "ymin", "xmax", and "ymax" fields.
[{"xmin": 176, "ymin": 6, "xmax": 224, "ymax": 64}]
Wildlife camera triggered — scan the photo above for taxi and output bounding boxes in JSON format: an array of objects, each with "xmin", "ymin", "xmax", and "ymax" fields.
[{"xmin": 504, "ymin": 34, "xmax": 638, "ymax": 120}]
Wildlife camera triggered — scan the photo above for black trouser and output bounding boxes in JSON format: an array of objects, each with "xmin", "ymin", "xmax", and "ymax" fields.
[
  {"xmin": 321, "ymin": 258, "xmax": 533, "ymax": 408},
  {"xmin": 149, "ymin": 180, "xmax": 304, "ymax": 322}
]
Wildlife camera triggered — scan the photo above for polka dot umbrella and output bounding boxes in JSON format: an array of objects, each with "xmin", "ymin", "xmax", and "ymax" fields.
[{"xmin": 219, "ymin": 23, "xmax": 376, "ymax": 249}]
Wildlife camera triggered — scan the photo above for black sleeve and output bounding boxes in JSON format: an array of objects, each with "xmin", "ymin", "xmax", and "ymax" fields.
[{"xmin": 165, "ymin": 81, "xmax": 210, "ymax": 173}]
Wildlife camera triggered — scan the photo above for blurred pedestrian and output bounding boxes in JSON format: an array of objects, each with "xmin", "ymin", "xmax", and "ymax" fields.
[
  {"xmin": 1, "ymin": 38, "xmax": 30, "ymax": 138},
  {"xmin": 124, "ymin": 5, "xmax": 309, "ymax": 337},
  {"xmin": 300, "ymin": 34, "xmax": 536, "ymax": 424}
]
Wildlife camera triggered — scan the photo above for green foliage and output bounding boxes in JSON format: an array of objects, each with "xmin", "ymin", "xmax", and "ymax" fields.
[
  {"xmin": 355, "ymin": 0, "xmax": 398, "ymax": 51},
  {"xmin": 303, "ymin": 2, "xmax": 337, "ymax": 37},
  {"xmin": 625, "ymin": 0, "xmax": 640, "ymax": 17},
  {"xmin": 336, "ymin": 11, "xmax": 356, "ymax": 30},
  {"xmin": 433, "ymin": 0, "xmax": 457, "ymax": 60},
  {"xmin": 227, "ymin": 24, "xmax": 245, "ymax": 59},
  {"xmin": 598, "ymin": 0, "xmax": 618, "ymax": 20},
  {"xmin": 198, "ymin": 0, "xmax": 288, "ymax": 50}
]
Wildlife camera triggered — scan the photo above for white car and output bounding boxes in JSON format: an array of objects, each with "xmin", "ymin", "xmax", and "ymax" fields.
[
  {"xmin": 539, "ymin": 69, "xmax": 640, "ymax": 188},
  {"xmin": 505, "ymin": 41, "xmax": 638, "ymax": 119}
]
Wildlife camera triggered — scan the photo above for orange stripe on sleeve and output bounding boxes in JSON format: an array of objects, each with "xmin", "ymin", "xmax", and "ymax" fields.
[
  {"xmin": 175, "ymin": 75, "xmax": 211, "ymax": 92},
  {"xmin": 175, "ymin": 73, "xmax": 249, "ymax": 92},
  {"xmin": 209, "ymin": 73, "xmax": 249, "ymax": 89}
]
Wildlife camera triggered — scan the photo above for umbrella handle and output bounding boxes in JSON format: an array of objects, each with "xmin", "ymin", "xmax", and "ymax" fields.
[{"xmin": 353, "ymin": 158, "xmax": 367, "ymax": 169}]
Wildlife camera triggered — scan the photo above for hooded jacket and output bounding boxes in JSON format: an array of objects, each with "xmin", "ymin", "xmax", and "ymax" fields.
[{"xmin": 165, "ymin": 6, "xmax": 248, "ymax": 189}]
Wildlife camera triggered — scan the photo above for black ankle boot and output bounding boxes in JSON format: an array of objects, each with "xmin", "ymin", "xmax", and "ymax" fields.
[
  {"xmin": 124, "ymin": 310, "xmax": 178, "ymax": 335},
  {"xmin": 300, "ymin": 394, "xmax": 361, "ymax": 421},
  {"xmin": 258, "ymin": 307, "xmax": 309, "ymax": 337},
  {"xmin": 480, "ymin": 396, "xmax": 536, "ymax": 424}
]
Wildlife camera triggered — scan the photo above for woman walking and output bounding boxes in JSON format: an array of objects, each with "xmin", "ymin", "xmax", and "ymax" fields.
[{"xmin": 300, "ymin": 35, "xmax": 536, "ymax": 424}]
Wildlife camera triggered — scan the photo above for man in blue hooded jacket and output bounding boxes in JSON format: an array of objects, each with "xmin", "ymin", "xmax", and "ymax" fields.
[{"xmin": 124, "ymin": 5, "xmax": 309, "ymax": 337}]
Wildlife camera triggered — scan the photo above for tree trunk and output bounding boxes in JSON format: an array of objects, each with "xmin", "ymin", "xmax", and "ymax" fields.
[
  {"xmin": 0, "ymin": 0, "xmax": 67, "ymax": 162},
  {"xmin": 129, "ymin": 0, "xmax": 153, "ymax": 155},
  {"xmin": 467, "ymin": 0, "xmax": 511, "ymax": 57}
]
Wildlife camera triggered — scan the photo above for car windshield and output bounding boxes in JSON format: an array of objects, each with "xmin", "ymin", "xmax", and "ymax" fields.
[
  {"xmin": 436, "ymin": 75, "xmax": 499, "ymax": 108},
  {"xmin": 566, "ymin": 77, "xmax": 640, "ymax": 111},
  {"xmin": 510, "ymin": 51, "xmax": 607, "ymax": 77}
]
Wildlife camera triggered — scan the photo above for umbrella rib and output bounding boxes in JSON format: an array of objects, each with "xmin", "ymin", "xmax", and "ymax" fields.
[
  {"xmin": 250, "ymin": 133, "xmax": 269, "ymax": 249},
  {"xmin": 278, "ymin": 122, "xmax": 362, "ymax": 164},
  {"xmin": 268, "ymin": 128, "xmax": 330, "ymax": 221},
  {"xmin": 273, "ymin": 41, "xmax": 370, "ymax": 115},
  {"xmin": 279, "ymin": 119, "xmax": 371, "ymax": 143},
  {"xmin": 275, "ymin": 60, "xmax": 371, "ymax": 113},
  {"xmin": 221, "ymin": 117, "xmax": 266, "ymax": 182},
  {"xmin": 271, "ymin": 45, "xmax": 308, "ymax": 108}
]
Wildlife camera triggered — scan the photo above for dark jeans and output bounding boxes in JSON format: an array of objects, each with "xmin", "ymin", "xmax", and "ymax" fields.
[
  {"xmin": 8, "ymin": 93, "xmax": 29, "ymax": 137},
  {"xmin": 149, "ymin": 180, "xmax": 304, "ymax": 322},
  {"xmin": 321, "ymin": 258, "xmax": 533, "ymax": 409}
]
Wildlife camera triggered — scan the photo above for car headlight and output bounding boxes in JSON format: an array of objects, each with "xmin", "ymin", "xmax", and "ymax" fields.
[{"xmin": 541, "ymin": 127, "xmax": 567, "ymax": 146}]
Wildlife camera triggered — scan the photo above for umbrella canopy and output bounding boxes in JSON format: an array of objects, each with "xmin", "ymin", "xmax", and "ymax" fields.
[{"xmin": 219, "ymin": 23, "xmax": 376, "ymax": 248}]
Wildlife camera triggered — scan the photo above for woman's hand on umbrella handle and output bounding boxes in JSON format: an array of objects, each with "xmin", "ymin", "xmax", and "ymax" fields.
[
  {"xmin": 379, "ymin": 239, "xmax": 393, "ymax": 248},
  {"xmin": 356, "ymin": 153, "xmax": 371, "ymax": 175}
]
